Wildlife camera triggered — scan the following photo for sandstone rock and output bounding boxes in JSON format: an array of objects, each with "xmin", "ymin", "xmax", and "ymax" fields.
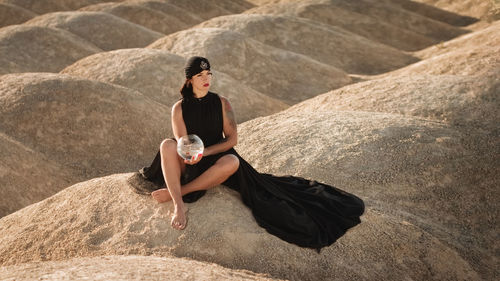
[
  {"xmin": 0, "ymin": 2, "xmax": 36, "ymax": 27},
  {"xmin": 414, "ymin": 0, "xmax": 500, "ymax": 20},
  {"xmin": 0, "ymin": 255, "xmax": 281, "ymax": 281},
  {"xmin": 332, "ymin": 0, "xmax": 469, "ymax": 41},
  {"xmin": 288, "ymin": 74, "xmax": 499, "ymax": 130},
  {"xmin": 0, "ymin": 110, "xmax": 493, "ymax": 280},
  {"xmin": 79, "ymin": 1, "xmax": 197, "ymax": 35},
  {"xmin": 0, "ymin": 25, "xmax": 101, "ymax": 74},
  {"xmin": 25, "ymin": 11, "xmax": 164, "ymax": 51},
  {"xmin": 381, "ymin": 0, "xmax": 478, "ymax": 26},
  {"xmin": 0, "ymin": 0, "xmax": 110, "ymax": 14},
  {"xmin": 235, "ymin": 110, "xmax": 497, "ymax": 281},
  {"xmin": 162, "ymin": 0, "xmax": 255, "ymax": 19},
  {"xmin": 0, "ymin": 73, "xmax": 171, "ymax": 180},
  {"xmin": 197, "ymin": 13, "xmax": 420, "ymax": 70},
  {"xmin": 245, "ymin": 0, "xmax": 469, "ymax": 49},
  {"xmin": 397, "ymin": 21, "xmax": 500, "ymax": 76},
  {"xmin": 149, "ymin": 28, "xmax": 352, "ymax": 104},
  {"xmin": 0, "ymin": 132, "xmax": 78, "ymax": 218},
  {"xmin": 245, "ymin": 0, "xmax": 437, "ymax": 51},
  {"xmin": 61, "ymin": 48, "xmax": 289, "ymax": 122}
]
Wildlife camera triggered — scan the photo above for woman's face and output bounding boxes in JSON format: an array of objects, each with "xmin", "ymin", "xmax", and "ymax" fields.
[{"xmin": 190, "ymin": 70, "xmax": 213, "ymax": 93}]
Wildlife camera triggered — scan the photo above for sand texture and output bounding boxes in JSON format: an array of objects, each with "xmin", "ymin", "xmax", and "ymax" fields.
[{"xmin": 0, "ymin": 255, "xmax": 281, "ymax": 281}]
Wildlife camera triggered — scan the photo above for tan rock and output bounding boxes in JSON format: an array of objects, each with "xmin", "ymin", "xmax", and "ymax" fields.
[
  {"xmin": 392, "ymin": 21, "xmax": 500, "ymax": 76},
  {"xmin": 149, "ymin": 27, "xmax": 352, "ymax": 104},
  {"xmin": 0, "ymin": 0, "xmax": 109, "ymax": 14},
  {"xmin": 288, "ymin": 74, "xmax": 499, "ymax": 130},
  {"xmin": 414, "ymin": 0, "xmax": 500, "ymax": 20},
  {"xmin": 235, "ymin": 110, "xmax": 497, "ymax": 281},
  {"xmin": 245, "ymin": 0, "xmax": 469, "ymax": 49},
  {"xmin": 245, "ymin": 0, "xmax": 437, "ymax": 51},
  {"xmin": 0, "ymin": 110, "xmax": 492, "ymax": 280},
  {"xmin": 79, "ymin": 1, "xmax": 198, "ymax": 35},
  {"xmin": 24, "ymin": 11, "xmax": 164, "ymax": 51},
  {"xmin": 0, "ymin": 2, "xmax": 36, "ymax": 27},
  {"xmin": 0, "ymin": 25, "xmax": 101, "ymax": 74},
  {"xmin": 0, "ymin": 73, "xmax": 171, "ymax": 180},
  {"xmin": 326, "ymin": 0, "xmax": 469, "ymax": 41},
  {"xmin": 197, "ymin": 13, "xmax": 420, "ymax": 71},
  {"xmin": 380, "ymin": 0, "xmax": 478, "ymax": 26},
  {"xmin": 162, "ymin": 0, "xmax": 255, "ymax": 19},
  {"xmin": 61, "ymin": 48, "xmax": 289, "ymax": 122},
  {"xmin": 0, "ymin": 132, "xmax": 78, "ymax": 218},
  {"xmin": 0, "ymin": 255, "xmax": 281, "ymax": 281}
]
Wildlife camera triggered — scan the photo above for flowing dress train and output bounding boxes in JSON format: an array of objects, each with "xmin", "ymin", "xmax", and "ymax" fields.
[{"xmin": 139, "ymin": 92, "xmax": 365, "ymax": 250}]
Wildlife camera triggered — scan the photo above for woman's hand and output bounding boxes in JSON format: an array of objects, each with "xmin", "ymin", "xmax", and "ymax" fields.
[{"xmin": 184, "ymin": 153, "xmax": 203, "ymax": 165}]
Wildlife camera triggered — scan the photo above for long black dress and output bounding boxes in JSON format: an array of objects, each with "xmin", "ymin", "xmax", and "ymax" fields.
[{"xmin": 139, "ymin": 92, "xmax": 364, "ymax": 250}]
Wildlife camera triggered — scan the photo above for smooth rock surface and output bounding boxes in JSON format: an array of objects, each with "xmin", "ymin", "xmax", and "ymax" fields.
[
  {"xmin": 61, "ymin": 48, "xmax": 289, "ymax": 122},
  {"xmin": 25, "ymin": 11, "xmax": 164, "ymax": 50},
  {"xmin": 149, "ymin": 27, "xmax": 352, "ymax": 104},
  {"xmin": 0, "ymin": 25, "xmax": 101, "ymax": 74}
]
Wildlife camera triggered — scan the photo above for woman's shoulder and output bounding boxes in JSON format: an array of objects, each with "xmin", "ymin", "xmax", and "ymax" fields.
[{"xmin": 172, "ymin": 99, "xmax": 183, "ymax": 113}]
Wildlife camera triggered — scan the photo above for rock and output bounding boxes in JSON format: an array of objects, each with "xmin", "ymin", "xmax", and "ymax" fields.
[
  {"xmin": 235, "ymin": 110, "xmax": 497, "ymax": 281},
  {"xmin": 161, "ymin": 0, "xmax": 255, "ymax": 19},
  {"xmin": 79, "ymin": 1, "xmax": 198, "ymax": 35},
  {"xmin": 380, "ymin": 0, "xmax": 478, "ymax": 26},
  {"xmin": 0, "ymin": 132, "xmax": 78, "ymax": 218},
  {"xmin": 0, "ymin": 25, "xmax": 101, "ymax": 74},
  {"xmin": 0, "ymin": 0, "xmax": 109, "ymax": 14},
  {"xmin": 61, "ymin": 48, "xmax": 289, "ymax": 123},
  {"xmin": 413, "ymin": 0, "xmax": 500, "ymax": 20},
  {"xmin": 24, "ymin": 11, "xmax": 164, "ymax": 51},
  {"xmin": 149, "ymin": 27, "xmax": 352, "ymax": 104},
  {"xmin": 325, "ymin": 0, "xmax": 469, "ymax": 41},
  {"xmin": 197, "ymin": 13, "xmax": 420, "ymax": 70},
  {"xmin": 0, "ymin": 108, "xmax": 493, "ymax": 280},
  {"xmin": 0, "ymin": 2, "xmax": 36, "ymax": 27},
  {"xmin": 245, "ymin": 0, "xmax": 469, "ymax": 51},
  {"xmin": 0, "ymin": 255, "xmax": 281, "ymax": 281},
  {"xmin": 399, "ymin": 20, "xmax": 500, "ymax": 76},
  {"xmin": 289, "ymin": 74, "xmax": 499, "ymax": 130},
  {"xmin": 0, "ymin": 73, "xmax": 171, "ymax": 181}
]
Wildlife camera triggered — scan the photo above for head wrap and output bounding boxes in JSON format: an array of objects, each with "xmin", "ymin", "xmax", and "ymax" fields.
[{"xmin": 184, "ymin": 56, "xmax": 211, "ymax": 78}]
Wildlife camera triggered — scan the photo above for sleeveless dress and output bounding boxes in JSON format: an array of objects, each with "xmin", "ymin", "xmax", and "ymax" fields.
[{"xmin": 140, "ymin": 92, "xmax": 364, "ymax": 250}]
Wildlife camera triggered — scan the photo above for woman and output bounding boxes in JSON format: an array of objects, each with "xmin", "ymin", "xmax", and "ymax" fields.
[
  {"xmin": 139, "ymin": 56, "xmax": 364, "ymax": 250},
  {"xmin": 150, "ymin": 56, "xmax": 240, "ymax": 230}
]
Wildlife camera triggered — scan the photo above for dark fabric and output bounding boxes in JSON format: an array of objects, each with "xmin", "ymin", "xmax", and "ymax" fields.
[
  {"xmin": 184, "ymin": 56, "xmax": 210, "ymax": 78},
  {"xmin": 140, "ymin": 91, "xmax": 365, "ymax": 249}
]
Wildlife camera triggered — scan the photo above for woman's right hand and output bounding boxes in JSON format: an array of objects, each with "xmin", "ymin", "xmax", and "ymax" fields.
[{"xmin": 184, "ymin": 153, "xmax": 203, "ymax": 165}]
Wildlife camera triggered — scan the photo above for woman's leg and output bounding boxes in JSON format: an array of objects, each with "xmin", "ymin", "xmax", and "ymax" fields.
[
  {"xmin": 180, "ymin": 154, "xmax": 239, "ymax": 195},
  {"xmin": 153, "ymin": 154, "xmax": 240, "ymax": 203},
  {"xmin": 151, "ymin": 139, "xmax": 187, "ymax": 230}
]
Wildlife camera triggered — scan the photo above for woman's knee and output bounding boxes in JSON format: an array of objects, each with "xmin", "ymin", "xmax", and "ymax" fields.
[
  {"xmin": 160, "ymin": 138, "xmax": 177, "ymax": 155},
  {"xmin": 220, "ymin": 154, "xmax": 239, "ymax": 173}
]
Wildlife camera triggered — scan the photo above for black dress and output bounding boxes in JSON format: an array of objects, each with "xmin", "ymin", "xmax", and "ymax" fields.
[{"xmin": 139, "ymin": 92, "xmax": 364, "ymax": 250}]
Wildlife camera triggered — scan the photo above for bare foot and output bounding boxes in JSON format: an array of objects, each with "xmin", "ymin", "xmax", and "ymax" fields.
[
  {"xmin": 151, "ymin": 188, "xmax": 172, "ymax": 203},
  {"xmin": 171, "ymin": 204, "xmax": 188, "ymax": 230}
]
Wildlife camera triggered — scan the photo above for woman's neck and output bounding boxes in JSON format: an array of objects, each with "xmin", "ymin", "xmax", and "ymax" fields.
[{"xmin": 193, "ymin": 88, "xmax": 208, "ymax": 98}]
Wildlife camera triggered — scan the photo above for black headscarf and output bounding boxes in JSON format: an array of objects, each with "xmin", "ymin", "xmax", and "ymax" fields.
[{"xmin": 184, "ymin": 56, "xmax": 211, "ymax": 78}]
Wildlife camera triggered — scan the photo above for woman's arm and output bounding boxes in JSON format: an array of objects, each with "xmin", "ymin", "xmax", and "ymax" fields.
[
  {"xmin": 171, "ymin": 100, "xmax": 187, "ymax": 141},
  {"xmin": 204, "ymin": 96, "xmax": 238, "ymax": 156}
]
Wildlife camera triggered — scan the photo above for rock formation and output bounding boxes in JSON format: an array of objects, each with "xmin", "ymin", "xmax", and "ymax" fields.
[
  {"xmin": 61, "ymin": 48, "xmax": 289, "ymax": 122},
  {"xmin": 25, "ymin": 11, "xmax": 164, "ymax": 50},
  {"xmin": 0, "ymin": 25, "xmax": 101, "ymax": 74}
]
